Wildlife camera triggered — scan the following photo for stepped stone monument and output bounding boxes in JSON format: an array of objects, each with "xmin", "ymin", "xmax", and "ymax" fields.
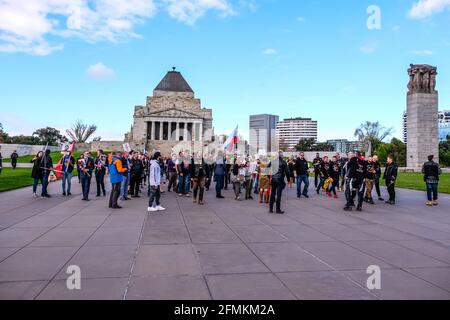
[
  {"xmin": 406, "ymin": 64, "xmax": 439, "ymax": 169},
  {"xmin": 125, "ymin": 68, "xmax": 214, "ymax": 155}
]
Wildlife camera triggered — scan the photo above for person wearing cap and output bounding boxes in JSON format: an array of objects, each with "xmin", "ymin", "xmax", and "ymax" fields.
[
  {"xmin": 422, "ymin": 155, "xmax": 442, "ymax": 206},
  {"xmin": 148, "ymin": 152, "xmax": 166, "ymax": 212},
  {"xmin": 108, "ymin": 151, "xmax": 128, "ymax": 209}
]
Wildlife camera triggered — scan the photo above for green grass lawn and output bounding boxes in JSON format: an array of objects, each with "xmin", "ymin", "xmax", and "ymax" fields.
[
  {"xmin": 1, "ymin": 168, "xmax": 448, "ymax": 194},
  {"xmin": 396, "ymin": 172, "xmax": 450, "ymax": 194},
  {"xmin": 3, "ymin": 151, "xmax": 96, "ymax": 164},
  {"xmin": 0, "ymin": 168, "xmax": 34, "ymax": 192}
]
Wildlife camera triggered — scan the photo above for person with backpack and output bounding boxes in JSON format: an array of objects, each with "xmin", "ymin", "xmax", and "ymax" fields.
[{"xmin": 422, "ymin": 155, "xmax": 442, "ymax": 206}]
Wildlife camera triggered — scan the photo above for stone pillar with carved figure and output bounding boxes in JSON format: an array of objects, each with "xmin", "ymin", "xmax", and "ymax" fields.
[{"xmin": 406, "ymin": 64, "xmax": 439, "ymax": 169}]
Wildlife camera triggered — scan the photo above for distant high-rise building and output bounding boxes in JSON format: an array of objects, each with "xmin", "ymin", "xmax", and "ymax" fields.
[
  {"xmin": 403, "ymin": 109, "xmax": 450, "ymax": 143},
  {"xmin": 326, "ymin": 139, "xmax": 366, "ymax": 154},
  {"xmin": 249, "ymin": 114, "xmax": 279, "ymax": 154},
  {"xmin": 276, "ymin": 117, "xmax": 318, "ymax": 151}
]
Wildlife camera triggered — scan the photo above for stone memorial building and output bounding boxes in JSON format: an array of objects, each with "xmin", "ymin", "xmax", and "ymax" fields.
[
  {"xmin": 406, "ymin": 64, "xmax": 439, "ymax": 169},
  {"xmin": 125, "ymin": 69, "xmax": 214, "ymax": 155}
]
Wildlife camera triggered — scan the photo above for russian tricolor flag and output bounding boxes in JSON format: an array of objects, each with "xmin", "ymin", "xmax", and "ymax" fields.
[{"xmin": 223, "ymin": 126, "xmax": 239, "ymax": 152}]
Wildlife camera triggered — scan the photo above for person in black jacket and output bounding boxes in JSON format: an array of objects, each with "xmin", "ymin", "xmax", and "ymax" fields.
[
  {"xmin": 422, "ymin": 155, "xmax": 442, "ymax": 206},
  {"xmin": 40, "ymin": 149, "xmax": 54, "ymax": 198},
  {"xmin": 10, "ymin": 150, "xmax": 19, "ymax": 169},
  {"xmin": 383, "ymin": 156, "xmax": 398, "ymax": 205},
  {"xmin": 344, "ymin": 151, "xmax": 367, "ymax": 212},
  {"xmin": 94, "ymin": 149, "xmax": 108, "ymax": 197},
  {"xmin": 328, "ymin": 156, "xmax": 341, "ymax": 199},
  {"xmin": 312, "ymin": 153, "xmax": 322, "ymax": 188},
  {"xmin": 190, "ymin": 154, "xmax": 209, "ymax": 205},
  {"xmin": 294, "ymin": 152, "xmax": 310, "ymax": 198},
  {"xmin": 372, "ymin": 155, "xmax": 384, "ymax": 201},
  {"xmin": 269, "ymin": 151, "xmax": 291, "ymax": 214},
  {"xmin": 129, "ymin": 152, "xmax": 144, "ymax": 198},
  {"xmin": 31, "ymin": 151, "xmax": 44, "ymax": 197},
  {"xmin": 79, "ymin": 151, "xmax": 94, "ymax": 201},
  {"xmin": 316, "ymin": 156, "xmax": 330, "ymax": 195}
]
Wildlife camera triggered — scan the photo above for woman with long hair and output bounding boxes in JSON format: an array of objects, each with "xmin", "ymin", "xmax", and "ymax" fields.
[{"xmin": 31, "ymin": 151, "xmax": 44, "ymax": 197}]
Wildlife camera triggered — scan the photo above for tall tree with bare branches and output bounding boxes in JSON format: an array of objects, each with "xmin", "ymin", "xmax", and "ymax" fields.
[
  {"xmin": 354, "ymin": 121, "xmax": 394, "ymax": 150},
  {"xmin": 66, "ymin": 120, "xmax": 98, "ymax": 143}
]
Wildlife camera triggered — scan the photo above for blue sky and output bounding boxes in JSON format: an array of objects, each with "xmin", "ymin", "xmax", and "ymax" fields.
[{"xmin": 1, "ymin": 0, "xmax": 450, "ymax": 142}]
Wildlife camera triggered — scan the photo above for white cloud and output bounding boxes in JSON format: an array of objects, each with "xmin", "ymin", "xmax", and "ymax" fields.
[
  {"xmin": 408, "ymin": 0, "xmax": 450, "ymax": 19},
  {"xmin": 86, "ymin": 62, "xmax": 115, "ymax": 79},
  {"xmin": 297, "ymin": 16, "xmax": 305, "ymax": 22},
  {"xmin": 360, "ymin": 41, "xmax": 378, "ymax": 54},
  {"xmin": 164, "ymin": 0, "xmax": 234, "ymax": 25},
  {"xmin": 263, "ymin": 48, "xmax": 277, "ymax": 55},
  {"xmin": 411, "ymin": 49, "xmax": 434, "ymax": 55},
  {"xmin": 0, "ymin": 0, "xmax": 238, "ymax": 56}
]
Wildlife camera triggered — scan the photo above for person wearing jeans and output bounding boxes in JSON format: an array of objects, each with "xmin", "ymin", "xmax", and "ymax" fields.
[
  {"xmin": 108, "ymin": 151, "xmax": 127, "ymax": 209},
  {"xmin": 422, "ymin": 155, "xmax": 442, "ymax": 206},
  {"xmin": 294, "ymin": 152, "xmax": 310, "ymax": 198},
  {"xmin": 120, "ymin": 153, "xmax": 131, "ymax": 200},
  {"xmin": 61, "ymin": 151, "xmax": 75, "ymax": 196},
  {"xmin": 148, "ymin": 152, "xmax": 165, "ymax": 212},
  {"xmin": 213, "ymin": 152, "xmax": 226, "ymax": 198}
]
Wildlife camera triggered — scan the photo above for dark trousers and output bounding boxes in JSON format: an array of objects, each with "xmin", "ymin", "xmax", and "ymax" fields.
[
  {"xmin": 109, "ymin": 182, "xmax": 121, "ymax": 208},
  {"xmin": 11, "ymin": 160, "xmax": 17, "ymax": 169},
  {"xmin": 193, "ymin": 177, "xmax": 206, "ymax": 202},
  {"xmin": 81, "ymin": 174, "xmax": 91, "ymax": 199},
  {"xmin": 347, "ymin": 178, "xmax": 364, "ymax": 208},
  {"xmin": 95, "ymin": 170, "xmax": 106, "ymax": 196},
  {"xmin": 316, "ymin": 176, "xmax": 325, "ymax": 193},
  {"xmin": 41, "ymin": 173, "xmax": 50, "ymax": 196},
  {"xmin": 314, "ymin": 171, "xmax": 320, "ymax": 188},
  {"xmin": 215, "ymin": 175, "xmax": 224, "ymax": 195},
  {"xmin": 330, "ymin": 179, "xmax": 339, "ymax": 196},
  {"xmin": 270, "ymin": 179, "xmax": 285, "ymax": 212},
  {"xmin": 426, "ymin": 183, "xmax": 438, "ymax": 201},
  {"xmin": 129, "ymin": 173, "xmax": 141, "ymax": 196},
  {"xmin": 375, "ymin": 176, "xmax": 382, "ymax": 197},
  {"xmin": 245, "ymin": 179, "xmax": 253, "ymax": 199},
  {"xmin": 386, "ymin": 181, "xmax": 396, "ymax": 202},
  {"xmin": 167, "ymin": 171, "xmax": 177, "ymax": 192},
  {"xmin": 148, "ymin": 186, "xmax": 161, "ymax": 207},
  {"xmin": 224, "ymin": 173, "xmax": 230, "ymax": 189}
]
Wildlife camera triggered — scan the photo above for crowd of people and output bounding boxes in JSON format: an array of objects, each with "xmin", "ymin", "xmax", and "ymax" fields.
[{"xmin": 27, "ymin": 148, "xmax": 444, "ymax": 213}]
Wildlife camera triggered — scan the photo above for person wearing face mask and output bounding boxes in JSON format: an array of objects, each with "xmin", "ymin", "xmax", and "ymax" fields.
[{"xmin": 61, "ymin": 150, "xmax": 75, "ymax": 196}]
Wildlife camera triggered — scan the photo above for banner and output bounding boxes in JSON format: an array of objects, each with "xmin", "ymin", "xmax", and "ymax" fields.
[{"xmin": 123, "ymin": 143, "xmax": 131, "ymax": 152}]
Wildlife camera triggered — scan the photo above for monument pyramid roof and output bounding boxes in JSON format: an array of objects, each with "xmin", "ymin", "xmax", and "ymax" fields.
[{"xmin": 154, "ymin": 69, "xmax": 194, "ymax": 93}]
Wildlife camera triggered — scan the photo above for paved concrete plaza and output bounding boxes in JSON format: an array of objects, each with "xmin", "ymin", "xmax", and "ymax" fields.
[{"xmin": 0, "ymin": 179, "xmax": 449, "ymax": 300}]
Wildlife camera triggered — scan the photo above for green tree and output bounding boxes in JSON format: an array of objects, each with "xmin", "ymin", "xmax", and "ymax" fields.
[
  {"xmin": 314, "ymin": 142, "xmax": 334, "ymax": 151},
  {"xmin": 33, "ymin": 127, "xmax": 68, "ymax": 146},
  {"xmin": 440, "ymin": 140, "xmax": 450, "ymax": 167},
  {"xmin": 9, "ymin": 135, "xmax": 41, "ymax": 145},
  {"xmin": 295, "ymin": 138, "xmax": 315, "ymax": 151},
  {"xmin": 0, "ymin": 123, "xmax": 9, "ymax": 143},
  {"xmin": 66, "ymin": 120, "xmax": 98, "ymax": 143},
  {"xmin": 374, "ymin": 138, "xmax": 406, "ymax": 166}
]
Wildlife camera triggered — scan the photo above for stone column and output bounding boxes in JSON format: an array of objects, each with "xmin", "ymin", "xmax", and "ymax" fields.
[
  {"xmin": 176, "ymin": 122, "xmax": 180, "ymax": 141},
  {"xmin": 406, "ymin": 64, "xmax": 439, "ymax": 169},
  {"xmin": 150, "ymin": 121, "xmax": 155, "ymax": 140},
  {"xmin": 199, "ymin": 122, "xmax": 203, "ymax": 143},
  {"xmin": 159, "ymin": 121, "xmax": 163, "ymax": 141},
  {"xmin": 183, "ymin": 122, "xmax": 188, "ymax": 142}
]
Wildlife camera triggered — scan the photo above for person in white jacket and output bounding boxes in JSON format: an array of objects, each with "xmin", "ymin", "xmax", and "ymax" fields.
[{"xmin": 147, "ymin": 152, "xmax": 166, "ymax": 212}]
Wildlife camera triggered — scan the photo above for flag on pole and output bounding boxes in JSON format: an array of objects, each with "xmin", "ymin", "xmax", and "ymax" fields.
[
  {"xmin": 223, "ymin": 126, "xmax": 238, "ymax": 152},
  {"xmin": 68, "ymin": 142, "xmax": 76, "ymax": 153}
]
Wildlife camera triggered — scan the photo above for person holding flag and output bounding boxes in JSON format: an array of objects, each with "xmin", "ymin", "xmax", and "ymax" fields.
[{"xmin": 61, "ymin": 147, "xmax": 75, "ymax": 196}]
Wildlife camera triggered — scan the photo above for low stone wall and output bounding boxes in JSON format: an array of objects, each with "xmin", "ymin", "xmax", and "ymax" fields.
[{"xmin": 0, "ymin": 144, "xmax": 60, "ymax": 158}]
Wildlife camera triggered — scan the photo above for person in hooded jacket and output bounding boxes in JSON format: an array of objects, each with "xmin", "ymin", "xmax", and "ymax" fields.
[
  {"xmin": 108, "ymin": 151, "xmax": 127, "ymax": 209},
  {"xmin": 148, "ymin": 152, "xmax": 166, "ymax": 212}
]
